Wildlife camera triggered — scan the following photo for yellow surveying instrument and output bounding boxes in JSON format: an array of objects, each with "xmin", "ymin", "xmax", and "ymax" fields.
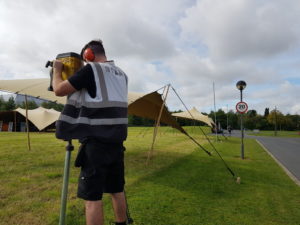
[{"xmin": 45, "ymin": 52, "xmax": 83, "ymax": 91}]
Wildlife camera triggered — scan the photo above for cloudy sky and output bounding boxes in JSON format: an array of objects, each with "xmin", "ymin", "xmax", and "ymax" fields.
[{"xmin": 0, "ymin": 0, "xmax": 299, "ymax": 115}]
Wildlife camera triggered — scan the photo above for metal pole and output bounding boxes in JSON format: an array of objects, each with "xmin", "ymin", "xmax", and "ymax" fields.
[
  {"xmin": 226, "ymin": 104, "xmax": 229, "ymax": 130},
  {"xmin": 240, "ymin": 90, "xmax": 244, "ymax": 159},
  {"xmin": 213, "ymin": 82, "xmax": 218, "ymax": 141},
  {"xmin": 274, "ymin": 106, "xmax": 278, "ymax": 136},
  {"xmin": 59, "ymin": 140, "xmax": 74, "ymax": 225}
]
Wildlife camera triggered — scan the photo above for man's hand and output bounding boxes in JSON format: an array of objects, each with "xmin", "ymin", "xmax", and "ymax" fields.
[
  {"xmin": 52, "ymin": 60, "xmax": 77, "ymax": 96},
  {"xmin": 53, "ymin": 60, "xmax": 64, "ymax": 83},
  {"xmin": 53, "ymin": 60, "xmax": 64, "ymax": 73}
]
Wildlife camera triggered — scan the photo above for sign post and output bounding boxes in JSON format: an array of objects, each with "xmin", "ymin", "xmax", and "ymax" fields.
[
  {"xmin": 236, "ymin": 80, "xmax": 247, "ymax": 159},
  {"xmin": 236, "ymin": 101, "xmax": 248, "ymax": 159}
]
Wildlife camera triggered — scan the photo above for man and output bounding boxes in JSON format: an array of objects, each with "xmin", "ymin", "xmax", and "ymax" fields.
[
  {"xmin": 52, "ymin": 39, "xmax": 128, "ymax": 225},
  {"xmin": 227, "ymin": 125, "xmax": 232, "ymax": 136}
]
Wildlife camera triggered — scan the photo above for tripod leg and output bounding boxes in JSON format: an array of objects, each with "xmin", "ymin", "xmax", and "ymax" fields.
[
  {"xmin": 59, "ymin": 141, "xmax": 74, "ymax": 225},
  {"xmin": 124, "ymin": 189, "xmax": 133, "ymax": 224}
]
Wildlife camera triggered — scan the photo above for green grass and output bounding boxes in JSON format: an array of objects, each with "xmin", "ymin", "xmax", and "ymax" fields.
[
  {"xmin": 0, "ymin": 127, "xmax": 300, "ymax": 225},
  {"xmin": 246, "ymin": 130, "xmax": 300, "ymax": 138}
]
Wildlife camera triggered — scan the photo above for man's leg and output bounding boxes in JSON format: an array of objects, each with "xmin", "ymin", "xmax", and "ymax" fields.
[
  {"xmin": 110, "ymin": 192, "xmax": 127, "ymax": 223},
  {"xmin": 85, "ymin": 200, "xmax": 104, "ymax": 225}
]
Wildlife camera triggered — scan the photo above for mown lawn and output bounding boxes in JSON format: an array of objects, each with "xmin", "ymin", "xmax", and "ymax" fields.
[{"xmin": 0, "ymin": 127, "xmax": 300, "ymax": 225}]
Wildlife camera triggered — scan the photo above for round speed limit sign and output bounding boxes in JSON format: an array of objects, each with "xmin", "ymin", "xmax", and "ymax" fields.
[{"xmin": 236, "ymin": 101, "xmax": 248, "ymax": 114}]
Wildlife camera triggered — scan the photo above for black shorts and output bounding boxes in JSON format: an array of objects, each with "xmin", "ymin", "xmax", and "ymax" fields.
[{"xmin": 76, "ymin": 139, "xmax": 125, "ymax": 201}]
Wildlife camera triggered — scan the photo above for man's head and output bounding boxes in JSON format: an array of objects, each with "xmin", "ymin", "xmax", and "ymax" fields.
[{"xmin": 81, "ymin": 39, "xmax": 106, "ymax": 62}]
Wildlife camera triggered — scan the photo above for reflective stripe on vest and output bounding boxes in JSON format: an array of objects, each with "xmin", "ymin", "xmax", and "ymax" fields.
[{"xmin": 59, "ymin": 114, "xmax": 128, "ymax": 125}]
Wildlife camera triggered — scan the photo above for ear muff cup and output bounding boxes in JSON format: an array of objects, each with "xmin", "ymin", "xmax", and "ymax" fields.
[{"xmin": 83, "ymin": 48, "xmax": 95, "ymax": 61}]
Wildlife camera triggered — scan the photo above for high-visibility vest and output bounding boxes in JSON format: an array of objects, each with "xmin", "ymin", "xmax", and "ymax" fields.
[{"xmin": 56, "ymin": 61, "xmax": 128, "ymax": 142}]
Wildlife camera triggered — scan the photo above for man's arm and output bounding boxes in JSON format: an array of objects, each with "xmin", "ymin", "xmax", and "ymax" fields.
[{"xmin": 52, "ymin": 60, "xmax": 77, "ymax": 96}]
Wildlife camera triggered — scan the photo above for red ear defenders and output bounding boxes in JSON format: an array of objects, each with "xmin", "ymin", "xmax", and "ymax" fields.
[{"xmin": 83, "ymin": 47, "xmax": 95, "ymax": 62}]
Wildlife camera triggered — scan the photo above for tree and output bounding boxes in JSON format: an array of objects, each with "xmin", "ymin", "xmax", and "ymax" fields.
[
  {"xmin": 247, "ymin": 109, "xmax": 257, "ymax": 117},
  {"xmin": 282, "ymin": 116, "xmax": 294, "ymax": 131},
  {"xmin": 0, "ymin": 96, "xmax": 5, "ymax": 111},
  {"xmin": 4, "ymin": 96, "xmax": 16, "ymax": 111},
  {"xmin": 244, "ymin": 114, "xmax": 255, "ymax": 130},
  {"xmin": 17, "ymin": 101, "xmax": 38, "ymax": 110},
  {"xmin": 267, "ymin": 109, "xmax": 285, "ymax": 130},
  {"xmin": 209, "ymin": 109, "xmax": 228, "ymax": 129},
  {"xmin": 255, "ymin": 115, "xmax": 271, "ymax": 130},
  {"xmin": 285, "ymin": 114, "xmax": 300, "ymax": 130},
  {"xmin": 264, "ymin": 108, "xmax": 269, "ymax": 117},
  {"xmin": 128, "ymin": 115, "xmax": 143, "ymax": 126},
  {"xmin": 244, "ymin": 109, "xmax": 258, "ymax": 130},
  {"xmin": 244, "ymin": 114, "xmax": 270, "ymax": 130},
  {"xmin": 41, "ymin": 101, "xmax": 64, "ymax": 112}
]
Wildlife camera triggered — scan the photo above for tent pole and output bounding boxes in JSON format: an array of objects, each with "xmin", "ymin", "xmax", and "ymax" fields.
[
  {"xmin": 193, "ymin": 120, "xmax": 196, "ymax": 134},
  {"xmin": 147, "ymin": 84, "xmax": 170, "ymax": 163},
  {"xmin": 25, "ymin": 95, "xmax": 31, "ymax": 151},
  {"xmin": 14, "ymin": 111, "xmax": 17, "ymax": 132}
]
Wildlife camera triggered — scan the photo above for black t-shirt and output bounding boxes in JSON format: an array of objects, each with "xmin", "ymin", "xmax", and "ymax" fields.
[{"xmin": 68, "ymin": 64, "xmax": 96, "ymax": 98}]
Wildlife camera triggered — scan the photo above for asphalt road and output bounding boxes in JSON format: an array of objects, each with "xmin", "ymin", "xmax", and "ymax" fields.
[{"xmin": 228, "ymin": 130, "xmax": 300, "ymax": 185}]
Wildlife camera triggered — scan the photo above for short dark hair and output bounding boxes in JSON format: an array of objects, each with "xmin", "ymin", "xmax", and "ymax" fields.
[{"xmin": 80, "ymin": 39, "xmax": 106, "ymax": 59}]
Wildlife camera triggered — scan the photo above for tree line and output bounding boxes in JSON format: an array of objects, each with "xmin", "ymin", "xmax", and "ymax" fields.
[
  {"xmin": 0, "ymin": 96, "xmax": 64, "ymax": 112},
  {"xmin": 1, "ymin": 96, "xmax": 299, "ymax": 131},
  {"xmin": 208, "ymin": 108, "xmax": 300, "ymax": 131},
  {"xmin": 130, "ymin": 108, "xmax": 300, "ymax": 131}
]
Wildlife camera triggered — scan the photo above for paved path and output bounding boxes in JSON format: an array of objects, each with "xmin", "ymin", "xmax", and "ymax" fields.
[{"xmin": 228, "ymin": 130, "xmax": 300, "ymax": 185}]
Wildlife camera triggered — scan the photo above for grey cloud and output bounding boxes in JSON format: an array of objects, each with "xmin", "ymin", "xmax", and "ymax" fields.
[
  {"xmin": 179, "ymin": 0, "xmax": 300, "ymax": 60},
  {"xmin": 0, "ymin": 0, "xmax": 177, "ymax": 80},
  {"xmin": 0, "ymin": 0, "xmax": 299, "ymax": 115}
]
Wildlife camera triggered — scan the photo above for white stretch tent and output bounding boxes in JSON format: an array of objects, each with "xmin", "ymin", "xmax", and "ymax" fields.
[
  {"xmin": 172, "ymin": 107, "xmax": 215, "ymax": 127},
  {"xmin": 0, "ymin": 79, "xmax": 213, "ymax": 160},
  {"xmin": 15, "ymin": 107, "xmax": 60, "ymax": 131}
]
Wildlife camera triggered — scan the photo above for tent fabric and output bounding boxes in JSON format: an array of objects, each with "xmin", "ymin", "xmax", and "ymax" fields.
[
  {"xmin": 0, "ymin": 78, "xmax": 66, "ymax": 104},
  {"xmin": 15, "ymin": 107, "xmax": 60, "ymax": 131},
  {"xmin": 128, "ymin": 91, "xmax": 187, "ymax": 134},
  {"xmin": 172, "ymin": 107, "xmax": 215, "ymax": 127},
  {"xmin": 0, "ymin": 78, "xmax": 186, "ymax": 134}
]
